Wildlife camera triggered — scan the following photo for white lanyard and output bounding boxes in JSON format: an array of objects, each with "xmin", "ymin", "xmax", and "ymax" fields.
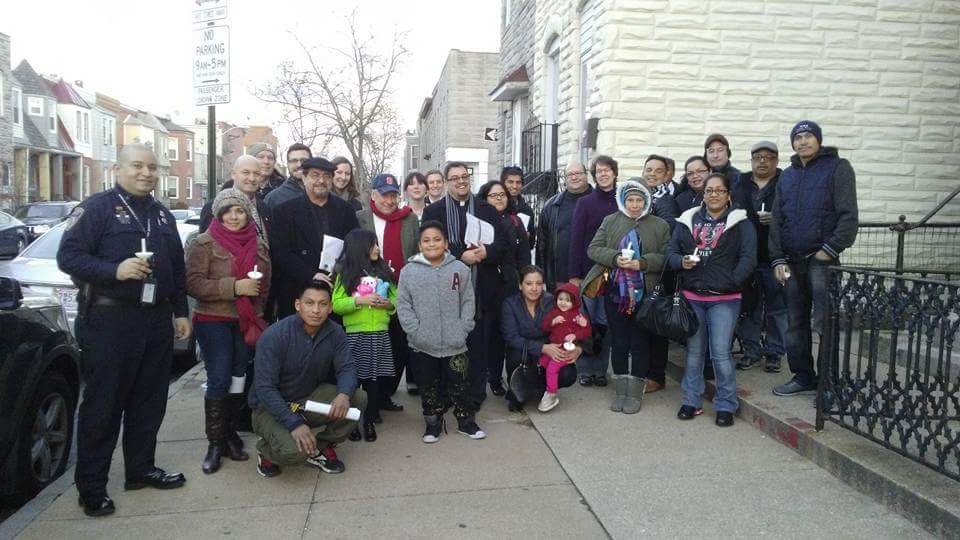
[{"xmin": 116, "ymin": 191, "xmax": 151, "ymax": 239}]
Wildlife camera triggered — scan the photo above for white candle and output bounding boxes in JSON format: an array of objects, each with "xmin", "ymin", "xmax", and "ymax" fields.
[
  {"xmin": 141, "ymin": 238, "xmax": 147, "ymax": 252},
  {"xmin": 760, "ymin": 203, "xmax": 766, "ymax": 212},
  {"xmin": 253, "ymin": 264, "xmax": 258, "ymax": 273}
]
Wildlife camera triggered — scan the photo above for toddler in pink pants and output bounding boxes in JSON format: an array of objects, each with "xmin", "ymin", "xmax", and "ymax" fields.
[{"xmin": 537, "ymin": 283, "xmax": 592, "ymax": 412}]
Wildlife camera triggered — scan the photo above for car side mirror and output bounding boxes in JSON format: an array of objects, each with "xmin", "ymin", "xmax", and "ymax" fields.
[{"xmin": 0, "ymin": 276, "xmax": 23, "ymax": 311}]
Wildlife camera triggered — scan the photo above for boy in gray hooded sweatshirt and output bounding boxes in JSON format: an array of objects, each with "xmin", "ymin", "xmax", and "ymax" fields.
[{"xmin": 396, "ymin": 220, "xmax": 484, "ymax": 442}]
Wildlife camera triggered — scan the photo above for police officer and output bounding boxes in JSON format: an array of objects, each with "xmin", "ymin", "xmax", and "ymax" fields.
[{"xmin": 58, "ymin": 143, "xmax": 191, "ymax": 517}]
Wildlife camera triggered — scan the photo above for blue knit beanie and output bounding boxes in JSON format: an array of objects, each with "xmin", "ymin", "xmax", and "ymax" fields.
[{"xmin": 790, "ymin": 120, "xmax": 822, "ymax": 149}]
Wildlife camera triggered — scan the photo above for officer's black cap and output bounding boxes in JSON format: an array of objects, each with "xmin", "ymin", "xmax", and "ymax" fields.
[{"xmin": 301, "ymin": 157, "xmax": 336, "ymax": 173}]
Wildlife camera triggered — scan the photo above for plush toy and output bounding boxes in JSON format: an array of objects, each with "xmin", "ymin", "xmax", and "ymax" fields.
[
  {"xmin": 353, "ymin": 276, "xmax": 378, "ymax": 298},
  {"xmin": 375, "ymin": 278, "xmax": 390, "ymax": 298}
]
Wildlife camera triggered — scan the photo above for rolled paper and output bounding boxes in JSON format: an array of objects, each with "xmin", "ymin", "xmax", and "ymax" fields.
[{"xmin": 304, "ymin": 400, "xmax": 361, "ymax": 421}]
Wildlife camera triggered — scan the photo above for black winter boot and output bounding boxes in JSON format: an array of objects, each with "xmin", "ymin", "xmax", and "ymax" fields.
[
  {"xmin": 203, "ymin": 398, "xmax": 227, "ymax": 474},
  {"xmin": 224, "ymin": 394, "xmax": 249, "ymax": 461}
]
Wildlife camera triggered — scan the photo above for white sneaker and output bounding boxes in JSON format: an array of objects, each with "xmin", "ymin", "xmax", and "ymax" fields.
[{"xmin": 538, "ymin": 392, "xmax": 559, "ymax": 412}]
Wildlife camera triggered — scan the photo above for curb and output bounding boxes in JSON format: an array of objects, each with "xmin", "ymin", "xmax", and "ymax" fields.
[
  {"xmin": 0, "ymin": 362, "xmax": 204, "ymax": 539},
  {"xmin": 665, "ymin": 359, "xmax": 960, "ymax": 539}
]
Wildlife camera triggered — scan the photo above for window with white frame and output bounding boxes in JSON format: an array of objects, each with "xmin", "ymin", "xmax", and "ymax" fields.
[
  {"xmin": 82, "ymin": 165, "xmax": 90, "ymax": 198},
  {"xmin": 0, "ymin": 72, "xmax": 4, "ymax": 117},
  {"xmin": 409, "ymin": 145, "xmax": 419, "ymax": 170},
  {"xmin": 27, "ymin": 96, "xmax": 43, "ymax": 116},
  {"xmin": 165, "ymin": 176, "xmax": 179, "ymax": 199},
  {"xmin": 83, "ymin": 112, "xmax": 90, "ymax": 143},
  {"xmin": 185, "ymin": 142, "xmax": 193, "ymax": 161},
  {"xmin": 104, "ymin": 117, "xmax": 114, "ymax": 146},
  {"xmin": 167, "ymin": 138, "xmax": 178, "ymax": 161},
  {"xmin": 545, "ymin": 37, "xmax": 560, "ymax": 124},
  {"xmin": 76, "ymin": 111, "xmax": 82, "ymax": 140},
  {"xmin": 48, "ymin": 107, "xmax": 56, "ymax": 132},
  {"xmin": 511, "ymin": 97, "xmax": 525, "ymax": 165},
  {"xmin": 12, "ymin": 88, "xmax": 22, "ymax": 125},
  {"xmin": 186, "ymin": 177, "xmax": 193, "ymax": 200},
  {"xmin": 102, "ymin": 167, "xmax": 111, "ymax": 192}
]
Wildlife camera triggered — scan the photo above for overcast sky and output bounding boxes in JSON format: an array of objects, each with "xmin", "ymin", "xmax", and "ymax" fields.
[{"xmin": 4, "ymin": 0, "xmax": 500, "ymax": 170}]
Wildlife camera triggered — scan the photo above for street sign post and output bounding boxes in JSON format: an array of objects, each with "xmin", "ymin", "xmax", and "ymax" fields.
[
  {"xmin": 192, "ymin": 0, "xmax": 230, "ymax": 201},
  {"xmin": 193, "ymin": 0, "xmax": 227, "ymax": 23},
  {"xmin": 193, "ymin": 25, "xmax": 230, "ymax": 106}
]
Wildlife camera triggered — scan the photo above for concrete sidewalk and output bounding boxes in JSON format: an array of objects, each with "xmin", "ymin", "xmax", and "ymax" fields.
[
  {"xmin": 526, "ymin": 377, "xmax": 930, "ymax": 539},
  {"xmin": 9, "ymin": 369, "xmax": 605, "ymax": 539},
  {"xmin": 7, "ymin": 366, "xmax": 930, "ymax": 539}
]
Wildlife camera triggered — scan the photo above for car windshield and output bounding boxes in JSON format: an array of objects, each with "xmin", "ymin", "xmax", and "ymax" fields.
[
  {"xmin": 15, "ymin": 205, "xmax": 70, "ymax": 219},
  {"xmin": 170, "ymin": 210, "xmax": 191, "ymax": 220},
  {"xmin": 20, "ymin": 223, "xmax": 67, "ymax": 259}
]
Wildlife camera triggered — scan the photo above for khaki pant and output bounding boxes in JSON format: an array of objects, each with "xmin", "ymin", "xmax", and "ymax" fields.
[{"xmin": 252, "ymin": 384, "xmax": 366, "ymax": 466}]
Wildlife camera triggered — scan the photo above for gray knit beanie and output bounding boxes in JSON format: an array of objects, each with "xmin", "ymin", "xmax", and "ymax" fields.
[
  {"xmin": 212, "ymin": 188, "xmax": 254, "ymax": 221},
  {"xmin": 247, "ymin": 143, "xmax": 276, "ymax": 158}
]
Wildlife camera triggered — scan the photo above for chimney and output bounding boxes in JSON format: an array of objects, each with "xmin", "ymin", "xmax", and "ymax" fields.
[{"xmin": 74, "ymin": 80, "xmax": 84, "ymax": 88}]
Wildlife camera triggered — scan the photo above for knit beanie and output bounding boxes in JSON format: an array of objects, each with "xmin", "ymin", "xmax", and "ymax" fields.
[
  {"xmin": 247, "ymin": 143, "xmax": 276, "ymax": 158},
  {"xmin": 212, "ymin": 188, "xmax": 254, "ymax": 221},
  {"xmin": 790, "ymin": 120, "xmax": 823, "ymax": 148}
]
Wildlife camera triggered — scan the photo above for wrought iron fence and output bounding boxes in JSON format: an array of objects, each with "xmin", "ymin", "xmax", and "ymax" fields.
[
  {"xmin": 817, "ymin": 267, "xmax": 960, "ymax": 481},
  {"xmin": 520, "ymin": 123, "xmax": 558, "ymax": 178},
  {"xmin": 518, "ymin": 123, "xmax": 561, "ymax": 224},
  {"xmin": 843, "ymin": 185, "xmax": 960, "ymax": 279}
]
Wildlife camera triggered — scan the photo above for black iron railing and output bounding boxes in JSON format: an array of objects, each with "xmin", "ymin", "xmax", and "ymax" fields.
[
  {"xmin": 817, "ymin": 267, "xmax": 960, "ymax": 481},
  {"xmin": 520, "ymin": 123, "xmax": 558, "ymax": 178},
  {"xmin": 843, "ymin": 185, "xmax": 960, "ymax": 278},
  {"xmin": 518, "ymin": 123, "xmax": 561, "ymax": 224}
]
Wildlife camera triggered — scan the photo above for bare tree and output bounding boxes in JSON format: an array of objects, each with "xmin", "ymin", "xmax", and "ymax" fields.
[{"xmin": 255, "ymin": 13, "xmax": 408, "ymax": 189}]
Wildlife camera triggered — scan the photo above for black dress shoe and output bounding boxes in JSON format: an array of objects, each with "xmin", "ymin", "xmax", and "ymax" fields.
[
  {"xmin": 363, "ymin": 420, "xmax": 378, "ymax": 442},
  {"xmin": 78, "ymin": 494, "xmax": 115, "ymax": 517},
  {"xmin": 348, "ymin": 426, "xmax": 362, "ymax": 442},
  {"xmin": 715, "ymin": 411, "xmax": 735, "ymax": 427},
  {"xmin": 380, "ymin": 399, "xmax": 404, "ymax": 412},
  {"xmin": 594, "ymin": 375, "xmax": 608, "ymax": 387},
  {"xmin": 369, "ymin": 413, "xmax": 383, "ymax": 424},
  {"xmin": 489, "ymin": 379, "xmax": 507, "ymax": 396},
  {"xmin": 124, "ymin": 468, "xmax": 186, "ymax": 490}
]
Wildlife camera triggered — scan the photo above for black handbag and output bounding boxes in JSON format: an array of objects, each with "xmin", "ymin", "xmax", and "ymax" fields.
[
  {"xmin": 509, "ymin": 343, "xmax": 546, "ymax": 403},
  {"xmin": 636, "ymin": 268, "xmax": 699, "ymax": 340}
]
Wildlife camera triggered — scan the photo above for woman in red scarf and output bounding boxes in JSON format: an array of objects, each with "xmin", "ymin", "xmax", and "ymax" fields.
[{"xmin": 186, "ymin": 188, "xmax": 270, "ymax": 474}]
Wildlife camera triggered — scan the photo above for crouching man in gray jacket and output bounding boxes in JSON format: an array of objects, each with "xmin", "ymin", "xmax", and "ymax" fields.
[
  {"xmin": 396, "ymin": 220, "xmax": 484, "ymax": 443},
  {"xmin": 249, "ymin": 279, "xmax": 366, "ymax": 478}
]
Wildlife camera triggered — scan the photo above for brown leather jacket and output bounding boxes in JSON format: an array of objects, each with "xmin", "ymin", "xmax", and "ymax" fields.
[{"xmin": 185, "ymin": 233, "xmax": 271, "ymax": 319}]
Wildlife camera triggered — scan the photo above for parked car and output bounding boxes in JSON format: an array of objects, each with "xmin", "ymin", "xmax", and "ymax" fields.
[
  {"xmin": 170, "ymin": 209, "xmax": 199, "ymax": 223},
  {"xmin": 0, "ymin": 210, "xmax": 30, "ymax": 257},
  {"xmin": 0, "ymin": 221, "xmax": 201, "ymax": 372},
  {"xmin": 14, "ymin": 201, "xmax": 80, "ymax": 242},
  {"xmin": 0, "ymin": 276, "xmax": 81, "ymax": 504}
]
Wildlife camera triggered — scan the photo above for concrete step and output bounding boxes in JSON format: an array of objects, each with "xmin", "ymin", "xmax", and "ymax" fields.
[{"xmin": 666, "ymin": 349, "xmax": 960, "ymax": 539}]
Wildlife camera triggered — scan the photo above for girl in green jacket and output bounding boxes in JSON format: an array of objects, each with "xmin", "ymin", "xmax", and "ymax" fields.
[{"xmin": 332, "ymin": 229, "xmax": 397, "ymax": 443}]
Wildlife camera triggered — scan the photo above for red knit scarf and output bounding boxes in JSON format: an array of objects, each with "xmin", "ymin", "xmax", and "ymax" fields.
[
  {"xmin": 208, "ymin": 219, "xmax": 266, "ymax": 344},
  {"xmin": 370, "ymin": 201, "xmax": 412, "ymax": 280}
]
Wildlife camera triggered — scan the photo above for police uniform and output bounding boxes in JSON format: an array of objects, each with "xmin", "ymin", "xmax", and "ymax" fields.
[{"xmin": 57, "ymin": 184, "xmax": 188, "ymax": 503}]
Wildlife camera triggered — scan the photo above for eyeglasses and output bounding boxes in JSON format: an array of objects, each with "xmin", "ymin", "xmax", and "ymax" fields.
[
  {"xmin": 704, "ymin": 188, "xmax": 729, "ymax": 196},
  {"xmin": 447, "ymin": 174, "xmax": 471, "ymax": 183},
  {"xmin": 751, "ymin": 155, "xmax": 777, "ymax": 163},
  {"xmin": 486, "ymin": 192, "xmax": 507, "ymax": 200}
]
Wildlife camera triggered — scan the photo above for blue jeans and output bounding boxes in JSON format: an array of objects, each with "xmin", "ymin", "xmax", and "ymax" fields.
[
  {"xmin": 195, "ymin": 321, "xmax": 252, "ymax": 399},
  {"xmin": 682, "ymin": 298, "xmax": 740, "ymax": 413},
  {"xmin": 783, "ymin": 258, "xmax": 830, "ymax": 385},
  {"xmin": 737, "ymin": 267, "xmax": 788, "ymax": 359},
  {"xmin": 576, "ymin": 295, "xmax": 610, "ymax": 377}
]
